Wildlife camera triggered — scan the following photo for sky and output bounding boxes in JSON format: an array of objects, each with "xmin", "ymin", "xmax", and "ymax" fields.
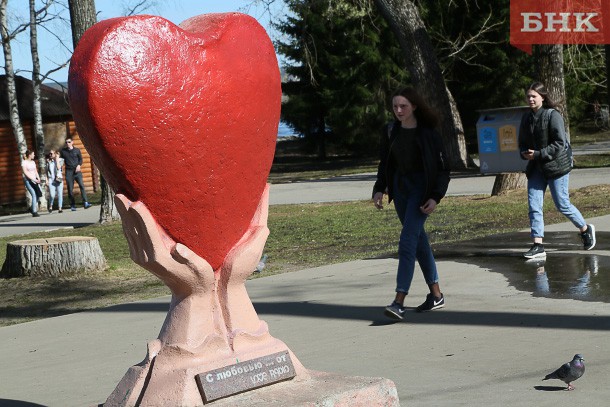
[{"xmin": 6, "ymin": 0, "xmax": 286, "ymax": 83}]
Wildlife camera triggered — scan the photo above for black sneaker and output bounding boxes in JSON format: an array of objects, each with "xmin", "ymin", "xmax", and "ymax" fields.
[
  {"xmin": 524, "ymin": 243, "xmax": 546, "ymax": 259},
  {"xmin": 384, "ymin": 301, "xmax": 406, "ymax": 320},
  {"xmin": 581, "ymin": 224, "xmax": 596, "ymax": 251},
  {"xmin": 416, "ymin": 293, "xmax": 445, "ymax": 312}
]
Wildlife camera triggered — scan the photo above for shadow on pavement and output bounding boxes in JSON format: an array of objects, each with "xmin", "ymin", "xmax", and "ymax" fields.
[
  {"xmin": 252, "ymin": 302, "xmax": 610, "ymax": 330},
  {"xmin": 0, "ymin": 222, "xmax": 90, "ymax": 228},
  {"xmin": 0, "ymin": 399, "xmax": 47, "ymax": 407},
  {"xmin": 88, "ymin": 299, "xmax": 610, "ymax": 330},
  {"xmin": 534, "ymin": 385, "xmax": 568, "ymax": 392}
]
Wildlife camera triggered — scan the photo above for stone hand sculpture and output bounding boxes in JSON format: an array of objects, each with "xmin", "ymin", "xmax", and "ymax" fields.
[
  {"xmin": 115, "ymin": 192, "xmax": 224, "ymax": 350},
  {"xmin": 114, "ymin": 184, "xmax": 275, "ymax": 351},
  {"xmin": 108, "ymin": 185, "xmax": 305, "ymax": 406}
]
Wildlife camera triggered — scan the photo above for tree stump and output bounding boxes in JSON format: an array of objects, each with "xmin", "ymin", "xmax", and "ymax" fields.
[{"xmin": 0, "ymin": 236, "xmax": 107, "ymax": 278}]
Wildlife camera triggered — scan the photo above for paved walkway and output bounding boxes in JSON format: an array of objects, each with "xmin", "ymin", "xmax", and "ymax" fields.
[
  {"xmin": 0, "ymin": 165, "xmax": 609, "ymax": 406},
  {"xmin": 1, "ymin": 220, "xmax": 609, "ymax": 405}
]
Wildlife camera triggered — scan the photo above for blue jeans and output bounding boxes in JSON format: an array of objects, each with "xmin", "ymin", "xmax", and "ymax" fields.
[
  {"xmin": 392, "ymin": 173, "xmax": 439, "ymax": 294},
  {"xmin": 527, "ymin": 167, "xmax": 586, "ymax": 238},
  {"xmin": 48, "ymin": 180, "xmax": 64, "ymax": 210},
  {"xmin": 24, "ymin": 179, "xmax": 39, "ymax": 214}
]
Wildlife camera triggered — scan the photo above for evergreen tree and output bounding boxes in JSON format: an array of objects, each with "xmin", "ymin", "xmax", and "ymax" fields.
[{"xmin": 275, "ymin": 0, "xmax": 408, "ymax": 156}]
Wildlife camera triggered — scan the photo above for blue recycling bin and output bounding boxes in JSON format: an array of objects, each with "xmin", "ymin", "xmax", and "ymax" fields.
[{"xmin": 476, "ymin": 106, "xmax": 530, "ymax": 174}]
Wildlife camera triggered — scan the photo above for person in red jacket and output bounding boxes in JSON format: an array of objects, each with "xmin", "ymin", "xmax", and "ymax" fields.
[{"xmin": 372, "ymin": 87, "xmax": 451, "ymax": 321}]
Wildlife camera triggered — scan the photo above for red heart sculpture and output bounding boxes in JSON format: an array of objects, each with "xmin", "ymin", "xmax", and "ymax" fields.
[{"xmin": 68, "ymin": 13, "xmax": 280, "ymax": 270}]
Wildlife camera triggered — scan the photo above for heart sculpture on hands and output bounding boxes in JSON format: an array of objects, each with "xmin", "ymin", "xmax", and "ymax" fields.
[{"xmin": 68, "ymin": 13, "xmax": 280, "ymax": 270}]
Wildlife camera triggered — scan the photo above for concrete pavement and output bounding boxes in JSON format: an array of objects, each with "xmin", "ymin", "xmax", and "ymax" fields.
[
  {"xmin": 268, "ymin": 167, "xmax": 610, "ymax": 205},
  {"xmin": 0, "ymin": 205, "xmax": 100, "ymax": 238},
  {"xmin": 0, "ymin": 214, "xmax": 608, "ymax": 406},
  {"xmin": 0, "ymin": 165, "xmax": 609, "ymax": 406}
]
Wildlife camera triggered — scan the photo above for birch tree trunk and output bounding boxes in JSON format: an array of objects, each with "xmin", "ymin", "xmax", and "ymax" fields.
[
  {"xmin": 29, "ymin": 0, "xmax": 47, "ymax": 210},
  {"xmin": 68, "ymin": 0, "xmax": 119, "ymax": 223},
  {"xmin": 1, "ymin": 1, "xmax": 27, "ymax": 155},
  {"xmin": 1, "ymin": 0, "xmax": 30, "ymax": 209},
  {"xmin": 373, "ymin": 0, "xmax": 472, "ymax": 170}
]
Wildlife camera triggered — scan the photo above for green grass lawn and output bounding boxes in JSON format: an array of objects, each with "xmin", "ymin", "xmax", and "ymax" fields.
[{"xmin": 1, "ymin": 183, "xmax": 609, "ymax": 327}]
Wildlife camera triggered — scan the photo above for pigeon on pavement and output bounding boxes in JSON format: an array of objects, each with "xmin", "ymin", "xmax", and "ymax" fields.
[{"xmin": 543, "ymin": 354, "xmax": 585, "ymax": 390}]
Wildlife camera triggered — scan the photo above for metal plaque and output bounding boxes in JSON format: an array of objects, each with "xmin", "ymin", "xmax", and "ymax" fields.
[{"xmin": 195, "ymin": 351, "xmax": 296, "ymax": 402}]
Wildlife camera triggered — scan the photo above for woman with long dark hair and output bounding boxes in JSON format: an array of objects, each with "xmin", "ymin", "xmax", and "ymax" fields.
[
  {"xmin": 518, "ymin": 82, "xmax": 595, "ymax": 259},
  {"xmin": 372, "ymin": 87, "xmax": 451, "ymax": 320}
]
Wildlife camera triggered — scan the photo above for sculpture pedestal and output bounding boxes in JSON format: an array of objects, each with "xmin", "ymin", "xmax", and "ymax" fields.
[
  {"xmin": 105, "ymin": 368, "xmax": 398, "ymax": 407},
  {"xmin": 207, "ymin": 371, "xmax": 399, "ymax": 407}
]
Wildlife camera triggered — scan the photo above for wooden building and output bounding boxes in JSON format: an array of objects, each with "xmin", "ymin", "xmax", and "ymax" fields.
[{"xmin": 0, "ymin": 75, "xmax": 97, "ymax": 207}]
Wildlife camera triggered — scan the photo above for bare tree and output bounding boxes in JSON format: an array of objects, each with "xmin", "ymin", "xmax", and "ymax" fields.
[
  {"xmin": 68, "ymin": 0, "xmax": 121, "ymax": 223},
  {"xmin": 121, "ymin": 0, "xmax": 160, "ymax": 16},
  {"xmin": 1, "ymin": 0, "xmax": 33, "ymax": 209},
  {"xmin": 2, "ymin": 0, "xmax": 73, "ymax": 210},
  {"xmin": 368, "ymin": 0, "xmax": 521, "ymax": 192},
  {"xmin": 1, "ymin": 0, "xmax": 28, "ymax": 155},
  {"xmin": 29, "ymin": 0, "xmax": 54, "ymax": 211},
  {"xmin": 67, "ymin": 0, "xmax": 165, "ymax": 223},
  {"xmin": 490, "ymin": 172, "xmax": 525, "ymax": 196},
  {"xmin": 372, "ymin": 0, "xmax": 472, "ymax": 170},
  {"xmin": 68, "ymin": 0, "xmax": 96, "ymax": 46}
]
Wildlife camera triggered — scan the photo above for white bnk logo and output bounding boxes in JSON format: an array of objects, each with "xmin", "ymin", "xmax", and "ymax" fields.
[{"xmin": 521, "ymin": 13, "xmax": 599, "ymax": 32}]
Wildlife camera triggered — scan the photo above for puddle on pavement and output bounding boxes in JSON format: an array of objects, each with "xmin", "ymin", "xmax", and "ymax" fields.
[{"xmin": 434, "ymin": 231, "xmax": 610, "ymax": 303}]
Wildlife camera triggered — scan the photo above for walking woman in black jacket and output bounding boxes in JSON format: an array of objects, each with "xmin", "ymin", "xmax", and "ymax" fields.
[
  {"xmin": 372, "ymin": 87, "xmax": 450, "ymax": 320},
  {"xmin": 518, "ymin": 82, "xmax": 596, "ymax": 260}
]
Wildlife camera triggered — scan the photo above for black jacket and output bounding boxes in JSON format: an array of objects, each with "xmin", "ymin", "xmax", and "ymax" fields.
[
  {"xmin": 60, "ymin": 147, "xmax": 83, "ymax": 170},
  {"xmin": 518, "ymin": 108, "xmax": 572, "ymax": 179},
  {"xmin": 372, "ymin": 122, "xmax": 451, "ymax": 205}
]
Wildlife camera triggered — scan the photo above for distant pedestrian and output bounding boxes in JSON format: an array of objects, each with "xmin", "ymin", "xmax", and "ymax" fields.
[
  {"xmin": 60, "ymin": 138, "xmax": 91, "ymax": 211},
  {"xmin": 46, "ymin": 150, "xmax": 64, "ymax": 213},
  {"xmin": 372, "ymin": 87, "xmax": 451, "ymax": 320},
  {"xmin": 21, "ymin": 150, "xmax": 42, "ymax": 217},
  {"xmin": 519, "ymin": 82, "xmax": 596, "ymax": 259}
]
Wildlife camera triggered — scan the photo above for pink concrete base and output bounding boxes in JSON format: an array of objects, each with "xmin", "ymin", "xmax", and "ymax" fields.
[
  {"xmin": 104, "ymin": 337, "xmax": 309, "ymax": 406},
  {"xmin": 207, "ymin": 371, "xmax": 399, "ymax": 407},
  {"xmin": 104, "ymin": 369, "xmax": 398, "ymax": 407}
]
